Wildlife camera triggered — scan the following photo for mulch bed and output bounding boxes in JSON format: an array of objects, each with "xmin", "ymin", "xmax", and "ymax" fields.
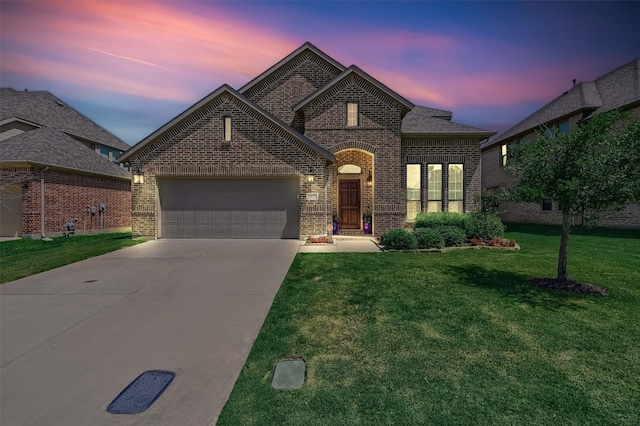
[{"xmin": 528, "ymin": 277, "xmax": 609, "ymax": 296}]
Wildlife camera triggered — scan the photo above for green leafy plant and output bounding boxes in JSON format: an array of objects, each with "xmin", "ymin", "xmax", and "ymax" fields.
[
  {"xmin": 436, "ymin": 225, "xmax": 467, "ymax": 247},
  {"xmin": 464, "ymin": 212, "xmax": 505, "ymax": 240},
  {"xmin": 415, "ymin": 227, "xmax": 445, "ymax": 249},
  {"xmin": 332, "ymin": 212, "xmax": 340, "ymax": 223},
  {"xmin": 380, "ymin": 228, "xmax": 418, "ymax": 250},
  {"xmin": 362, "ymin": 206, "xmax": 372, "ymax": 223},
  {"xmin": 414, "ymin": 211, "xmax": 469, "ymax": 230}
]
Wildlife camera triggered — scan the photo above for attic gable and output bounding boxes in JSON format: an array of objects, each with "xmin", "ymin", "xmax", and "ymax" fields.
[
  {"xmin": 119, "ymin": 85, "xmax": 335, "ymax": 164},
  {"xmin": 293, "ymin": 65, "xmax": 414, "ymax": 116}
]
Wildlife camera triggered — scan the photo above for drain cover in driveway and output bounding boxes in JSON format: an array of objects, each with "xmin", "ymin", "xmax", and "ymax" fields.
[{"xmin": 107, "ymin": 370, "xmax": 175, "ymax": 414}]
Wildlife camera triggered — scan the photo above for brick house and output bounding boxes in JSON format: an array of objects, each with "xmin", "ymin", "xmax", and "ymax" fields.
[
  {"xmin": 481, "ymin": 58, "xmax": 640, "ymax": 228},
  {"xmin": 120, "ymin": 42, "xmax": 494, "ymax": 239},
  {"xmin": 0, "ymin": 88, "xmax": 132, "ymax": 238}
]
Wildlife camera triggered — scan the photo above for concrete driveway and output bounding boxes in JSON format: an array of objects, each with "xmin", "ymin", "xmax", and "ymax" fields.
[{"xmin": 0, "ymin": 239, "xmax": 302, "ymax": 426}]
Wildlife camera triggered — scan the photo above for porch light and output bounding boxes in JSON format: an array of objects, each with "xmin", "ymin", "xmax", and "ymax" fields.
[
  {"xmin": 307, "ymin": 167, "xmax": 314, "ymax": 183},
  {"xmin": 366, "ymin": 170, "xmax": 373, "ymax": 187},
  {"xmin": 133, "ymin": 169, "xmax": 144, "ymax": 184}
]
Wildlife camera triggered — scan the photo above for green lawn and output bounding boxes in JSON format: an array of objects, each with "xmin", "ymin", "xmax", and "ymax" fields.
[
  {"xmin": 218, "ymin": 224, "xmax": 640, "ymax": 425},
  {"xmin": 0, "ymin": 233, "xmax": 146, "ymax": 283}
]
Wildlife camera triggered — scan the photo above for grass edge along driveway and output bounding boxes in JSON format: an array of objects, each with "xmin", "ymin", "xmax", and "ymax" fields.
[
  {"xmin": 218, "ymin": 224, "xmax": 640, "ymax": 426},
  {"xmin": 0, "ymin": 233, "xmax": 146, "ymax": 284}
]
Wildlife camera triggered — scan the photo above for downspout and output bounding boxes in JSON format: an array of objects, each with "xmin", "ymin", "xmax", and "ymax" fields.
[{"xmin": 40, "ymin": 167, "xmax": 49, "ymax": 238}]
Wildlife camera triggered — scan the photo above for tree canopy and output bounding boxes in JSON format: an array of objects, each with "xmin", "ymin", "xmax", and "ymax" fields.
[{"xmin": 506, "ymin": 109, "xmax": 640, "ymax": 282}]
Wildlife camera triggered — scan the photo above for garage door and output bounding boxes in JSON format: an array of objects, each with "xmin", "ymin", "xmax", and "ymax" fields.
[{"xmin": 158, "ymin": 178, "xmax": 299, "ymax": 239}]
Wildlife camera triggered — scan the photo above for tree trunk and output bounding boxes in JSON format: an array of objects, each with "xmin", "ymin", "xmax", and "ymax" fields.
[{"xmin": 557, "ymin": 211, "xmax": 571, "ymax": 282}]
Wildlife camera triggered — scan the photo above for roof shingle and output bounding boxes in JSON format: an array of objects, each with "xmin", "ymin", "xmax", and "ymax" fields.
[
  {"xmin": 0, "ymin": 88, "xmax": 129, "ymax": 151},
  {"xmin": 0, "ymin": 127, "xmax": 131, "ymax": 179}
]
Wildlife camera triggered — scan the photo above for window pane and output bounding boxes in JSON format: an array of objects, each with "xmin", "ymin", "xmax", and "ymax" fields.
[
  {"xmin": 224, "ymin": 117, "xmax": 231, "ymax": 141},
  {"xmin": 347, "ymin": 103, "xmax": 358, "ymax": 126},
  {"xmin": 407, "ymin": 201, "xmax": 421, "ymax": 221},
  {"xmin": 427, "ymin": 201, "xmax": 442, "ymax": 213},
  {"xmin": 427, "ymin": 164, "xmax": 441, "ymax": 200},
  {"xmin": 448, "ymin": 201, "xmax": 463, "ymax": 213},
  {"xmin": 407, "ymin": 164, "xmax": 421, "ymax": 219},
  {"xmin": 448, "ymin": 164, "xmax": 464, "ymax": 202}
]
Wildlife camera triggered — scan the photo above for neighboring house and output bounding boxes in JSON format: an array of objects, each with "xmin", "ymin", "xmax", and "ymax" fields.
[
  {"xmin": 482, "ymin": 58, "xmax": 640, "ymax": 228},
  {"xmin": 0, "ymin": 88, "xmax": 132, "ymax": 238},
  {"xmin": 120, "ymin": 42, "xmax": 495, "ymax": 239}
]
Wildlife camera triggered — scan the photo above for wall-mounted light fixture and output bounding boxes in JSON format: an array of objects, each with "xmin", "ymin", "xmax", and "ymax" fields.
[
  {"xmin": 133, "ymin": 169, "xmax": 145, "ymax": 184},
  {"xmin": 366, "ymin": 170, "xmax": 373, "ymax": 187},
  {"xmin": 307, "ymin": 167, "xmax": 314, "ymax": 183}
]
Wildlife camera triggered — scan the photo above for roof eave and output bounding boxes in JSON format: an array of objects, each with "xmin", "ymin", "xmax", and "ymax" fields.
[
  {"xmin": 0, "ymin": 160, "xmax": 131, "ymax": 181},
  {"xmin": 402, "ymin": 131, "xmax": 496, "ymax": 139}
]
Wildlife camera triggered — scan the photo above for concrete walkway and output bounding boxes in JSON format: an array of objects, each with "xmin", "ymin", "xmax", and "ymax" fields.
[{"xmin": 298, "ymin": 236, "xmax": 381, "ymax": 253}]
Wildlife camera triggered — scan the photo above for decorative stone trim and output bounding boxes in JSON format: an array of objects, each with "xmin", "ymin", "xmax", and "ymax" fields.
[{"xmin": 152, "ymin": 164, "xmax": 299, "ymax": 177}]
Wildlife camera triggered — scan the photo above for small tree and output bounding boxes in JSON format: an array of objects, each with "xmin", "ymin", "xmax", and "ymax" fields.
[{"xmin": 507, "ymin": 110, "xmax": 640, "ymax": 282}]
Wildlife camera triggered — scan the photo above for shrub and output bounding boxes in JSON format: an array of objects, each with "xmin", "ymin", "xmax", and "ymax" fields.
[
  {"xmin": 436, "ymin": 226, "xmax": 467, "ymax": 247},
  {"xmin": 415, "ymin": 227, "xmax": 445, "ymax": 249},
  {"xmin": 465, "ymin": 213, "xmax": 505, "ymax": 240},
  {"xmin": 380, "ymin": 228, "xmax": 418, "ymax": 250},
  {"xmin": 414, "ymin": 211, "xmax": 469, "ymax": 230}
]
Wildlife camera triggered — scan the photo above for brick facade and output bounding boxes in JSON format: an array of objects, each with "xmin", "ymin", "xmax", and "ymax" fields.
[
  {"xmin": 0, "ymin": 166, "xmax": 131, "ymax": 237},
  {"xmin": 124, "ymin": 43, "xmax": 488, "ymax": 238}
]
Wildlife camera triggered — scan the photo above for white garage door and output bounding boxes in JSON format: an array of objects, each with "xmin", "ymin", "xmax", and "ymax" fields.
[{"xmin": 158, "ymin": 178, "xmax": 299, "ymax": 239}]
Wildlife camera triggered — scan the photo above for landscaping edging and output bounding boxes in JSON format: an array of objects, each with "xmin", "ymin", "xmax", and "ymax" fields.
[{"xmin": 376, "ymin": 242, "xmax": 520, "ymax": 253}]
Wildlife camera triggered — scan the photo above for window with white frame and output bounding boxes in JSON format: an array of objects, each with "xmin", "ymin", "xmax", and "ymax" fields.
[
  {"xmin": 347, "ymin": 103, "xmax": 358, "ymax": 127},
  {"xmin": 223, "ymin": 117, "xmax": 231, "ymax": 141},
  {"xmin": 427, "ymin": 164, "xmax": 442, "ymax": 212},
  {"xmin": 407, "ymin": 164, "xmax": 421, "ymax": 220},
  {"xmin": 448, "ymin": 164, "xmax": 464, "ymax": 212}
]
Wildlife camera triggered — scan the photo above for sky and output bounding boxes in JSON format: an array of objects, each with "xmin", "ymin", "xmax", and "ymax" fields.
[{"xmin": 1, "ymin": 0, "xmax": 639, "ymax": 146}]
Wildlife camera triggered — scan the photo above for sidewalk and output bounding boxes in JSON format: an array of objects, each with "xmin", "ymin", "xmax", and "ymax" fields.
[{"xmin": 298, "ymin": 235, "xmax": 380, "ymax": 253}]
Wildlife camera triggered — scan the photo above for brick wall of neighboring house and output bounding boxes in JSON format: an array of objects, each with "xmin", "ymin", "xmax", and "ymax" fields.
[
  {"xmin": 242, "ymin": 50, "xmax": 342, "ymax": 130},
  {"xmin": 0, "ymin": 166, "xmax": 131, "ymax": 237},
  {"xmin": 401, "ymin": 137, "xmax": 483, "ymax": 218},
  {"xmin": 300, "ymin": 75, "xmax": 406, "ymax": 234},
  {"xmin": 482, "ymin": 107, "xmax": 640, "ymax": 228},
  {"xmin": 130, "ymin": 93, "xmax": 330, "ymax": 238}
]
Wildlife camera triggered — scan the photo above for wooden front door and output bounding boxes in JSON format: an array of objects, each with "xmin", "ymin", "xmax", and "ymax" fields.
[{"xmin": 339, "ymin": 179, "xmax": 361, "ymax": 229}]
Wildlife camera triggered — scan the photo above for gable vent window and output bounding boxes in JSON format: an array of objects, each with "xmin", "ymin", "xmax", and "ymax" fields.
[
  {"xmin": 223, "ymin": 117, "xmax": 232, "ymax": 141},
  {"xmin": 347, "ymin": 103, "xmax": 358, "ymax": 127}
]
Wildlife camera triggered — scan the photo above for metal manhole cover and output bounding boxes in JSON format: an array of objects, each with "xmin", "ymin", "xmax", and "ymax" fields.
[{"xmin": 107, "ymin": 370, "xmax": 175, "ymax": 414}]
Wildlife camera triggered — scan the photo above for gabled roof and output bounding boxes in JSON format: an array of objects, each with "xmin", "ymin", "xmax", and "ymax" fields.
[
  {"xmin": 293, "ymin": 65, "xmax": 415, "ymax": 114},
  {"xmin": 485, "ymin": 57, "xmax": 640, "ymax": 149},
  {"xmin": 119, "ymin": 84, "xmax": 335, "ymax": 163},
  {"xmin": 0, "ymin": 127, "xmax": 131, "ymax": 180},
  {"xmin": 0, "ymin": 88, "xmax": 129, "ymax": 151},
  {"xmin": 239, "ymin": 42, "xmax": 346, "ymax": 95},
  {"xmin": 402, "ymin": 107, "xmax": 495, "ymax": 138}
]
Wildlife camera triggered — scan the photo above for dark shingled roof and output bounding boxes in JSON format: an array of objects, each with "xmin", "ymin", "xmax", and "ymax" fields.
[
  {"xmin": 0, "ymin": 88, "xmax": 129, "ymax": 151},
  {"xmin": 402, "ymin": 106, "xmax": 495, "ymax": 137},
  {"xmin": 485, "ymin": 58, "xmax": 640, "ymax": 148},
  {"xmin": 0, "ymin": 127, "xmax": 131, "ymax": 180}
]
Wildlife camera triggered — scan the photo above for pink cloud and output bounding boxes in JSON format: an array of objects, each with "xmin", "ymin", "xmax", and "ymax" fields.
[{"xmin": 1, "ymin": 0, "xmax": 297, "ymax": 101}]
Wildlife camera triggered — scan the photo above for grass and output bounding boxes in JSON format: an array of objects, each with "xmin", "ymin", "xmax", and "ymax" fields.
[
  {"xmin": 0, "ymin": 232, "xmax": 146, "ymax": 283},
  {"xmin": 218, "ymin": 223, "xmax": 640, "ymax": 425}
]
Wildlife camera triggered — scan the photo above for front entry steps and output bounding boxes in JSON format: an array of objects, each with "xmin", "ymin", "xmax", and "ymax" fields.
[{"xmin": 336, "ymin": 229, "xmax": 366, "ymax": 237}]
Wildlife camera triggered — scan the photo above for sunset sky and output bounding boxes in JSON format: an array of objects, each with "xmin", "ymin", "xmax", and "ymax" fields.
[{"xmin": 1, "ymin": 0, "xmax": 639, "ymax": 145}]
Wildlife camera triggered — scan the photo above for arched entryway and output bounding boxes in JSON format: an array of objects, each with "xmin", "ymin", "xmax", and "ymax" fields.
[{"xmin": 332, "ymin": 149, "xmax": 374, "ymax": 235}]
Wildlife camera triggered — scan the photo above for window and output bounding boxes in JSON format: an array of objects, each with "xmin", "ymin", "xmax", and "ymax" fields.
[
  {"xmin": 542, "ymin": 198, "xmax": 552, "ymax": 211},
  {"xmin": 407, "ymin": 164, "xmax": 421, "ymax": 220},
  {"xmin": 427, "ymin": 164, "xmax": 442, "ymax": 212},
  {"xmin": 448, "ymin": 164, "xmax": 464, "ymax": 213},
  {"xmin": 347, "ymin": 103, "xmax": 358, "ymax": 127},
  {"xmin": 223, "ymin": 117, "xmax": 231, "ymax": 141},
  {"xmin": 501, "ymin": 144, "xmax": 507, "ymax": 167},
  {"xmin": 558, "ymin": 121, "xmax": 570, "ymax": 135}
]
